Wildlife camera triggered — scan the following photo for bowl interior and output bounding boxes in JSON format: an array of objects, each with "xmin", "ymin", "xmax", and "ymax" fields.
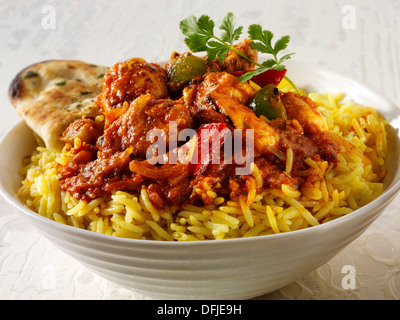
[
  {"xmin": 1, "ymin": 61, "xmax": 400, "ymax": 245},
  {"xmin": 0, "ymin": 121, "xmax": 37, "ymax": 201}
]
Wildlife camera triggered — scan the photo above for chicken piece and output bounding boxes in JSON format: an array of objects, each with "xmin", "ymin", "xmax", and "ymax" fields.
[
  {"xmin": 97, "ymin": 94, "xmax": 193, "ymax": 159},
  {"xmin": 100, "ymin": 58, "xmax": 169, "ymax": 125},
  {"xmin": 195, "ymin": 72, "xmax": 280, "ymax": 156},
  {"xmin": 208, "ymin": 93, "xmax": 280, "ymax": 156},
  {"xmin": 218, "ymin": 39, "xmax": 258, "ymax": 73},
  {"xmin": 280, "ymin": 92, "xmax": 329, "ymax": 133},
  {"xmin": 196, "ymin": 72, "xmax": 257, "ymax": 106},
  {"xmin": 60, "ymin": 118, "xmax": 102, "ymax": 146},
  {"xmin": 280, "ymin": 93, "xmax": 371, "ymax": 166}
]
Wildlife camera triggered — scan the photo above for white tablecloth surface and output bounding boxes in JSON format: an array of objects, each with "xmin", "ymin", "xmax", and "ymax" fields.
[{"xmin": 1, "ymin": 0, "xmax": 399, "ymax": 300}]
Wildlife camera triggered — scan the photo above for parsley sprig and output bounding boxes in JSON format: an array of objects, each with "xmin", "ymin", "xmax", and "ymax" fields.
[
  {"xmin": 180, "ymin": 13, "xmax": 299, "ymax": 92},
  {"xmin": 240, "ymin": 25, "xmax": 294, "ymax": 81},
  {"xmin": 180, "ymin": 13, "xmax": 243, "ymax": 62}
]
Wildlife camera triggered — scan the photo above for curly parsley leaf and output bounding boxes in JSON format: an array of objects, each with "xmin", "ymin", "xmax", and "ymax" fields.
[
  {"xmin": 238, "ymin": 67, "xmax": 270, "ymax": 83},
  {"xmin": 274, "ymin": 35, "xmax": 290, "ymax": 53},
  {"xmin": 247, "ymin": 24, "xmax": 295, "ymax": 69},
  {"xmin": 180, "ymin": 15, "xmax": 214, "ymax": 39},
  {"xmin": 206, "ymin": 41, "xmax": 230, "ymax": 61},
  {"xmin": 180, "ymin": 12, "xmax": 242, "ymax": 62},
  {"xmin": 220, "ymin": 12, "xmax": 243, "ymax": 44},
  {"xmin": 237, "ymin": 24, "xmax": 295, "ymax": 84},
  {"xmin": 180, "ymin": 15, "xmax": 214, "ymax": 52},
  {"xmin": 278, "ymin": 52, "xmax": 295, "ymax": 65}
]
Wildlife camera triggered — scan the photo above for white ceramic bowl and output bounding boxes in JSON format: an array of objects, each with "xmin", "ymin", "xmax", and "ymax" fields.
[{"xmin": 1, "ymin": 62, "xmax": 400, "ymax": 300}]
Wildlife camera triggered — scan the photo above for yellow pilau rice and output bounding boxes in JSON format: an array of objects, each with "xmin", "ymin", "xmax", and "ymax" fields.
[{"xmin": 17, "ymin": 86, "xmax": 388, "ymax": 241}]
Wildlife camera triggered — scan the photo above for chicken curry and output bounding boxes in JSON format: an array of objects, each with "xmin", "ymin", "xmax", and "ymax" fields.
[{"xmin": 58, "ymin": 41, "xmax": 341, "ymax": 209}]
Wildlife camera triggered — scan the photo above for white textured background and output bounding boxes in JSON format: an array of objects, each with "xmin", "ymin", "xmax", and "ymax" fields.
[{"xmin": 0, "ymin": 0, "xmax": 399, "ymax": 300}]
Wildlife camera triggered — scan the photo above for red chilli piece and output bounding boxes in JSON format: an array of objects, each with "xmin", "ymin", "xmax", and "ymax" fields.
[
  {"xmin": 251, "ymin": 68, "xmax": 287, "ymax": 87},
  {"xmin": 191, "ymin": 123, "xmax": 229, "ymax": 176}
]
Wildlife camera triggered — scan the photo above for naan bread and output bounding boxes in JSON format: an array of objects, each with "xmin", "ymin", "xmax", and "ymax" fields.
[{"xmin": 8, "ymin": 60, "xmax": 109, "ymax": 151}]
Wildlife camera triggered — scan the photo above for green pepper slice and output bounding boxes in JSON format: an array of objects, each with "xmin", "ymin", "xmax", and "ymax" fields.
[
  {"xmin": 168, "ymin": 53, "xmax": 208, "ymax": 85},
  {"xmin": 247, "ymin": 84, "xmax": 287, "ymax": 120}
]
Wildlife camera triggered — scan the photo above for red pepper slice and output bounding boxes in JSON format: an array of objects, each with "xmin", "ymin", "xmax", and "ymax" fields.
[
  {"xmin": 250, "ymin": 68, "xmax": 287, "ymax": 87},
  {"xmin": 191, "ymin": 123, "xmax": 229, "ymax": 176},
  {"xmin": 229, "ymin": 71, "xmax": 245, "ymax": 77}
]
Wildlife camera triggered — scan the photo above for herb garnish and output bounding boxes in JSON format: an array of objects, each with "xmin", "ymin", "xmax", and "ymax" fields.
[
  {"xmin": 23, "ymin": 70, "xmax": 39, "ymax": 79},
  {"xmin": 180, "ymin": 12, "xmax": 299, "ymax": 91},
  {"xmin": 55, "ymin": 80, "xmax": 67, "ymax": 86},
  {"xmin": 241, "ymin": 25, "xmax": 295, "ymax": 83},
  {"xmin": 180, "ymin": 13, "xmax": 243, "ymax": 62}
]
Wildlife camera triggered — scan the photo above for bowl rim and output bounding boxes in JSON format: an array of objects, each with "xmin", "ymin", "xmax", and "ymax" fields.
[{"xmin": 1, "ymin": 61, "xmax": 400, "ymax": 248}]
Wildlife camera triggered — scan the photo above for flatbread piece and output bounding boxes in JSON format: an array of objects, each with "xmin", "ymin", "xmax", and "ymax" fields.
[{"xmin": 8, "ymin": 60, "xmax": 109, "ymax": 151}]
